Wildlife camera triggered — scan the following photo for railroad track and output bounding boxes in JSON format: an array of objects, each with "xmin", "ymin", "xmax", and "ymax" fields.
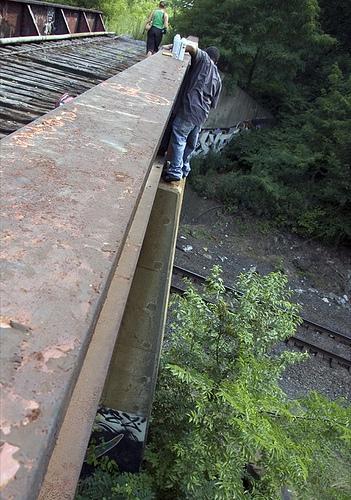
[{"xmin": 172, "ymin": 265, "xmax": 351, "ymax": 370}]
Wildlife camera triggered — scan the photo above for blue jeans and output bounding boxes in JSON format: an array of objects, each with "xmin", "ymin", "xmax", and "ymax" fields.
[{"xmin": 168, "ymin": 116, "xmax": 201, "ymax": 180}]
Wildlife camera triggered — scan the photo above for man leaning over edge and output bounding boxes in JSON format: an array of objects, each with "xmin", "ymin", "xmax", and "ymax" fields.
[{"xmin": 162, "ymin": 43, "xmax": 222, "ymax": 183}]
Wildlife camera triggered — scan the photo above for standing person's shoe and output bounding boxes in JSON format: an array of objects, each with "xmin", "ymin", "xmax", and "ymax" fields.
[
  {"xmin": 162, "ymin": 172, "xmax": 181, "ymax": 183},
  {"xmin": 162, "ymin": 162, "xmax": 181, "ymax": 182},
  {"xmin": 162, "ymin": 160, "xmax": 170, "ymax": 172}
]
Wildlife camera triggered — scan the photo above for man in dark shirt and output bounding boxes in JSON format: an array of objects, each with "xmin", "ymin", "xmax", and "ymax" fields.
[{"xmin": 163, "ymin": 44, "xmax": 222, "ymax": 182}]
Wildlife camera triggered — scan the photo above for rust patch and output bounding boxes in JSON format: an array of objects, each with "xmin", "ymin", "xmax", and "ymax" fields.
[
  {"xmin": 112, "ymin": 171, "xmax": 135, "ymax": 184},
  {"xmin": 0, "ymin": 443, "xmax": 20, "ymax": 490},
  {"xmin": 118, "ymin": 187, "xmax": 134, "ymax": 201},
  {"xmin": 103, "ymin": 82, "xmax": 170, "ymax": 106},
  {"xmin": 30, "ymin": 339, "xmax": 77, "ymax": 373},
  {"xmin": 9, "ymin": 109, "xmax": 78, "ymax": 149},
  {"xmin": 114, "ymin": 173, "xmax": 127, "ymax": 182}
]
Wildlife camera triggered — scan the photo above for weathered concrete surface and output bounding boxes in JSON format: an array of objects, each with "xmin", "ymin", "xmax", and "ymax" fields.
[
  {"xmin": 0, "ymin": 50, "xmax": 189, "ymax": 500},
  {"xmin": 205, "ymin": 84, "xmax": 273, "ymax": 128}
]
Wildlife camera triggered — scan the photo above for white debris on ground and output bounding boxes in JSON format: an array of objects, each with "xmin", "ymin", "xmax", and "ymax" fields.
[{"xmin": 170, "ymin": 186, "xmax": 351, "ymax": 401}]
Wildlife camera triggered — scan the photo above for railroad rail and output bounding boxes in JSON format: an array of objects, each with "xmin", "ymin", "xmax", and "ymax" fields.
[
  {"xmin": 0, "ymin": 0, "xmax": 105, "ymax": 38},
  {"xmin": 172, "ymin": 265, "xmax": 351, "ymax": 370},
  {"xmin": 1, "ymin": 45, "xmax": 191, "ymax": 499},
  {"xmin": 0, "ymin": 34, "xmax": 145, "ymax": 137}
]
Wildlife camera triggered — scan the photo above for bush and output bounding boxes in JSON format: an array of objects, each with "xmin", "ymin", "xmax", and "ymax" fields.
[
  {"xmin": 190, "ymin": 69, "xmax": 351, "ymax": 243},
  {"xmin": 77, "ymin": 268, "xmax": 351, "ymax": 499}
]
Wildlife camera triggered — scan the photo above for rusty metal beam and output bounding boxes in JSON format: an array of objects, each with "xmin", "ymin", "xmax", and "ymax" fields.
[
  {"xmin": 0, "ymin": 0, "xmax": 106, "ymax": 37},
  {"xmin": 101, "ymin": 179, "xmax": 185, "ymax": 466},
  {"xmin": 2, "ymin": 0, "xmax": 103, "ymax": 13},
  {"xmin": 38, "ymin": 175, "xmax": 186, "ymax": 499},
  {"xmin": 0, "ymin": 30, "xmax": 113, "ymax": 44},
  {"xmin": 0, "ymin": 50, "xmax": 190, "ymax": 500},
  {"xmin": 95, "ymin": 12, "xmax": 106, "ymax": 33},
  {"xmin": 37, "ymin": 160, "xmax": 164, "ymax": 500},
  {"xmin": 82, "ymin": 11, "xmax": 91, "ymax": 33},
  {"xmin": 59, "ymin": 7, "xmax": 70, "ymax": 34},
  {"xmin": 26, "ymin": 4, "xmax": 40, "ymax": 35}
]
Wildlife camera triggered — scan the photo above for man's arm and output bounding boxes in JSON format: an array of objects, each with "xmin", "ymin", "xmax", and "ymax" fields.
[
  {"xmin": 211, "ymin": 80, "xmax": 222, "ymax": 110},
  {"xmin": 185, "ymin": 43, "xmax": 197, "ymax": 57}
]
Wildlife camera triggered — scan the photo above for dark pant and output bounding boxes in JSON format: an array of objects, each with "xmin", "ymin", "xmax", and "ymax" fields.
[{"xmin": 146, "ymin": 26, "xmax": 163, "ymax": 54}]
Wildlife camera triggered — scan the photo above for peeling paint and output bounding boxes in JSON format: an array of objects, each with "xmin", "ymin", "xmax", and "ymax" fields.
[
  {"xmin": 31, "ymin": 339, "xmax": 77, "ymax": 372},
  {"xmin": 118, "ymin": 187, "xmax": 134, "ymax": 201},
  {"xmin": 0, "ymin": 316, "xmax": 12, "ymax": 329},
  {"xmin": 0, "ymin": 316, "xmax": 31, "ymax": 332},
  {"xmin": 0, "ymin": 443, "xmax": 20, "ymax": 489},
  {"xmin": 1, "ymin": 384, "xmax": 40, "ymax": 435}
]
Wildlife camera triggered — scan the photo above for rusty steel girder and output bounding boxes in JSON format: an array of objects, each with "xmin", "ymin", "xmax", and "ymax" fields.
[
  {"xmin": 0, "ymin": 0, "xmax": 106, "ymax": 38},
  {"xmin": 0, "ymin": 50, "xmax": 190, "ymax": 500}
]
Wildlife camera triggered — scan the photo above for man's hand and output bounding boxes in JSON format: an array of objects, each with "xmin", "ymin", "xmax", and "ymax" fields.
[{"xmin": 185, "ymin": 40, "xmax": 198, "ymax": 57}]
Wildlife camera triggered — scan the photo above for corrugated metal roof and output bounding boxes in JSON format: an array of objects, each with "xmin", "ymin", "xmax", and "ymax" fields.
[{"xmin": 0, "ymin": 35, "xmax": 146, "ymax": 137}]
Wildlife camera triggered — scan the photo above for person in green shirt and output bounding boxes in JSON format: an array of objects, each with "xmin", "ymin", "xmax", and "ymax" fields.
[{"xmin": 145, "ymin": 1, "xmax": 169, "ymax": 56}]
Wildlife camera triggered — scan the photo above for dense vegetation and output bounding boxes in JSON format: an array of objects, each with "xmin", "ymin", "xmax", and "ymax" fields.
[
  {"xmin": 53, "ymin": 0, "xmax": 350, "ymax": 242},
  {"xmin": 46, "ymin": 1, "xmax": 350, "ymax": 495},
  {"xmin": 77, "ymin": 268, "xmax": 351, "ymax": 498},
  {"xmin": 176, "ymin": 0, "xmax": 351, "ymax": 243},
  {"xmin": 51, "ymin": 0, "xmax": 160, "ymax": 38}
]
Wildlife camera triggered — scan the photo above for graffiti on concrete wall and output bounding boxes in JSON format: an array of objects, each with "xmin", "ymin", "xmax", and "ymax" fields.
[
  {"xmin": 81, "ymin": 406, "xmax": 147, "ymax": 476},
  {"xmin": 194, "ymin": 118, "xmax": 273, "ymax": 157}
]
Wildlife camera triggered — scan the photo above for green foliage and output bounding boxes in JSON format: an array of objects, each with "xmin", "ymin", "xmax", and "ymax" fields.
[
  {"xmin": 76, "ymin": 469, "xmax": 155, "ymax": 499},
  {"xmin": 85, "ymin": 433, "xmax": 119, "ymax": 472},
  {"xmin": 145, "ymin": 267, "xmax": 350, "ymax": 498},
  {"xmin": 174, "ymin": 0, "xmax": 333, "ymax": 101},
  {"xmin": 169, "ymin": 0, "xmax": 351, "ymax": 244},
  {"xmin": 77, "ymin": 268, "xmax": 350, "ymax": 498},
  {"xmin": 101, "ymin": 0, "xmax": 157, "ymax": 39},
  {"xmin": 319, "ymin": 0, "xmax": 351, "ymax": 53},
  {"xmin": 190, "ymin": 67, "xmax": 351, "ymax": 242},
  {"xmin": 77, "ymin": 428, "xmax": 154, "ymax": 499},
  {"xmin": 47, "ymin": 0, "xmax": 159, "ymax": 39}
]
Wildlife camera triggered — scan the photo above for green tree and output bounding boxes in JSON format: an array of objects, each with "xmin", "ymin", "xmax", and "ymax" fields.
[
  {"xmin": 190, "ymin": 64, "xmax": 351, "ymax": 242},
  {"xmin": 174, "ymin": 0, "xmax": 333, "ymax": 104},
  {"xmin": 145, "ymin": 267, "xmax": 350, "ymax": 498},
  {"xmin": 98, "ymin": 0, "xmax": 157, "ymax": 38},
  {"xmin": 174, "ymin": 0, "xmax": 350, "ymax": 243},
  {"xmin": 77, "ymin": 268, "xmax": 350, "ymax": 498},
  {"xmin": 319, "ymin": 0, "xmax": 351, "ymax": 53}
]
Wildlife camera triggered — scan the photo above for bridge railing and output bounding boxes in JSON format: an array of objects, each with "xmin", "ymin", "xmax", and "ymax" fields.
[{"xmin": 0, "ymin": 0, "xmax": 106, "ymax": 38}]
